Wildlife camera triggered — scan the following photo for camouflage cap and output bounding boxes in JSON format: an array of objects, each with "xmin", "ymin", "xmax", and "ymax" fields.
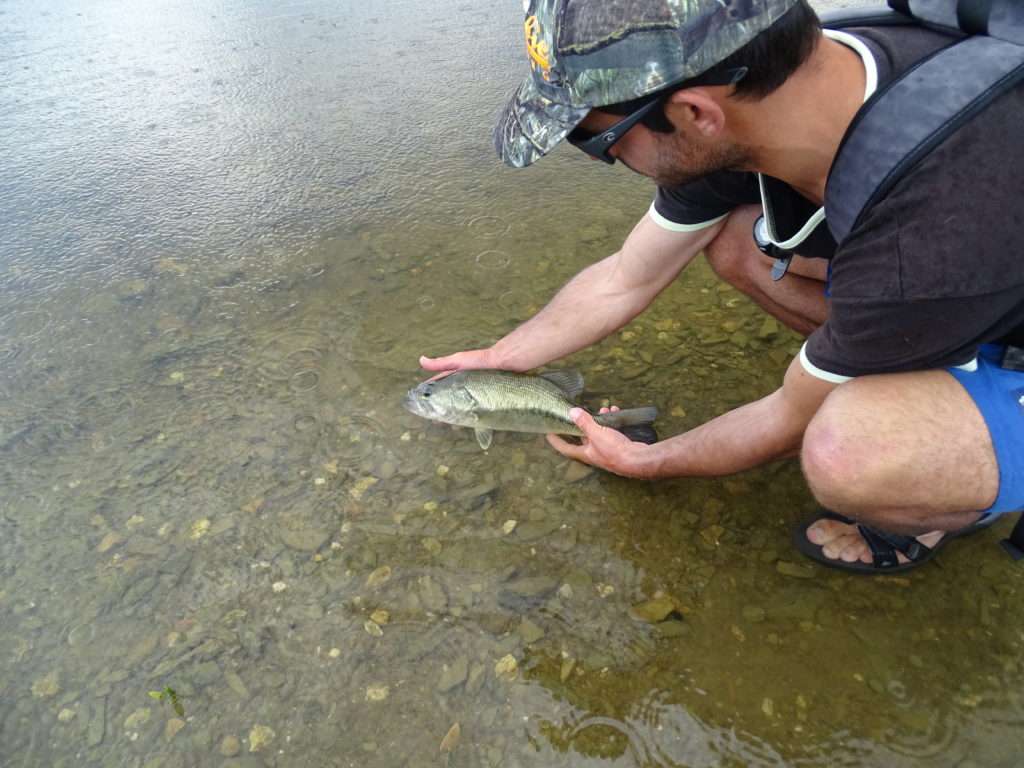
[{"xmin": 494, "ymin": 0, "xmax": 800, "ymax": 168}]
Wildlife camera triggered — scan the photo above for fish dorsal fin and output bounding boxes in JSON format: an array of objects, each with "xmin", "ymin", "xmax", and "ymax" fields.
[
  {"xmin": 539, "ymin": 369, "xmax": 584, "ymax": 400},
  {"xmin": 474, "ymin": 428, "xmax": 494, "ymax": 450}
]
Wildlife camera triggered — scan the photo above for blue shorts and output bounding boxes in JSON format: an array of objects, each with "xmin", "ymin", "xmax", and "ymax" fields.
[{"xmin": 948, "ymin": 345, "xmax": 1024, "ymax": 516}]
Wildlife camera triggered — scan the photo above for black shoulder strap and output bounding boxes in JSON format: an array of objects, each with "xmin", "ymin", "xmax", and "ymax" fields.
[{"xmin": 825, "ymin": 34, "xmax": 1024, "ymax": 245}]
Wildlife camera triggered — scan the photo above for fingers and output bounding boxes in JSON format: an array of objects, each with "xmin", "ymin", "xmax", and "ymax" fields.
[
  {"xmin": 419, "ymin": 354, "xmax": 458, "ymax": 371},
  {"xmin": 597, "ymin": 405, "xmax": 621, "ymax": 414},
  {"xmin": 546, "ymin": 433, "xmax": 588, "ymax": 461},
  {"xmin": 419, "ymin": 350, "xmax": 493, "ymax": 372},
  {"xmin": 569, "ymin": 407, "xmax": 608, "ymax": 439}
]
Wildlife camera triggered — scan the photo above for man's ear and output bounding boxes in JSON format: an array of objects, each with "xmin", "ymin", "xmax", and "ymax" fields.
[{"xmin": 664, "ymin": 89, "xmax": 726, "ymax": 137}]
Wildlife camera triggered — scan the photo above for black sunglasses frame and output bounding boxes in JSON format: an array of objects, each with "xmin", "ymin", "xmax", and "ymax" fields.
[
  {"xmin": 567, "ymin": 97, "xmax": 665, "ymax": 165},
  {"xmin": 566, "ymin": 66, "xmax": 749, "ymax": 165}
]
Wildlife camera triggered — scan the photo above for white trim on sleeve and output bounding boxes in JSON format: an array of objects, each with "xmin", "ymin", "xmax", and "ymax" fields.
[
  {"xmin": 799, "ymin": 343, "xmax": 854, "ymax": 384},
  {"xmin": 799, "ymin": 341, "xmax": 980, "ymax": 382},
  {"xmin": 647, "ymin": 202, "xmax": 727, "ymax": 232}
]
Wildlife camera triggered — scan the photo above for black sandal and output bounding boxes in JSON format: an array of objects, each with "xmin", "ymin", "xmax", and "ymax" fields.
[{"xmin": 793, "ymin": 509, "xmax": 996, "ymax": 575}]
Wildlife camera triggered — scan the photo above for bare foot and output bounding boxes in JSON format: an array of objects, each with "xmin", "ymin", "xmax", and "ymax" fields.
[{"xmin": 805, "ymin": 517, "xmax": 946, "ymax": 565}]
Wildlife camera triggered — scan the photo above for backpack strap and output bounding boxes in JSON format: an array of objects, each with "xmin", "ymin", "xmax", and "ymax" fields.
[{"xmin": 825, "ymin": 34, "xmax": 1024, "ymax": 245}]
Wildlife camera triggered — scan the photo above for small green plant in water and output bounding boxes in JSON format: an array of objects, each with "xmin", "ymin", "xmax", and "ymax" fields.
[{"xmin": 148, "ymin": 686, "xmax": 185, "ymax": 717}]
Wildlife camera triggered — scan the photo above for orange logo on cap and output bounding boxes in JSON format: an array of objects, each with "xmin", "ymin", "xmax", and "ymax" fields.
[{"xmin": 524, "ymin": 15, "xmax": 552, "ymax": 80}]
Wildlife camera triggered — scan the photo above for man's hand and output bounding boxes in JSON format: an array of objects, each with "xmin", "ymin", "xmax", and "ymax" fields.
[
  {"xmin": 419, "ymin": 348, "xmax": 500, "ymax": 379},
  {"xmin": 547, "ymin": 407, "xmax": 654, "ymax": 478}
]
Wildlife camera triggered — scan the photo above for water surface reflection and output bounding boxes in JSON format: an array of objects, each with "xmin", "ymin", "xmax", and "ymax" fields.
[{"xmin": 1, "ymin": 1, "xmax": 1022, "ymax": 767}]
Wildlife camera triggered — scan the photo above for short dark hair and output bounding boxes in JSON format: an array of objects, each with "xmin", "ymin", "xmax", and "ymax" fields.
[{"xmin": 601, "ymin": 0, "xmax": 821, "ymax": 132}]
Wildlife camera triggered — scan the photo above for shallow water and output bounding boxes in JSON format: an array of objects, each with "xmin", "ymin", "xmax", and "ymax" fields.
[{"xmin": 2, "ymin": 1, "xmax": 1023, "ymax": 767}]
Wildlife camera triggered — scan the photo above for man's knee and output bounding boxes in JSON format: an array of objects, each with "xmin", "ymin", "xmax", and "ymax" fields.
[
  {"xmin": 704, "ymin": 207, "xmax": 769, "ymax": 290},
  {"xmin": 800, "ymin": 383, "xmax": 881, "ymax": 510}
]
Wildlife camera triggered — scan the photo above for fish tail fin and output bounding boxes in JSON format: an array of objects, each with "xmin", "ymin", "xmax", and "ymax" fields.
[{"xmin": 594, "ymin": 406, "xmax": 659, "ymax": 444}]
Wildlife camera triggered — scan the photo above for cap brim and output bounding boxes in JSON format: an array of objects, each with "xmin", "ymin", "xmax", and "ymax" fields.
[{"xmin": 493, "ymin": 76, "xmax": 590, "ymax": 168}]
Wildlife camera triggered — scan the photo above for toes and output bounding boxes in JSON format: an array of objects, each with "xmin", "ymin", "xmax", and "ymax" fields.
[{"xmin": 806, "ymin": 518, "xmax": 851, "ymax": 546}]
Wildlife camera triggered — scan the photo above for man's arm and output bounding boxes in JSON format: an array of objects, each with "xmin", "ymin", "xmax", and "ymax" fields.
[
  {"xmin": 420, "ymin": 213, "xmax": 725, "ymax": 373},
  {"xmin": 548, "ymin": 355, "xmax": 838, "ymax": 478}
]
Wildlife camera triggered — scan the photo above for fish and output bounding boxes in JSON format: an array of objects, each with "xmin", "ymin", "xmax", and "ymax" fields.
[{"xmin": 403, "ymin": 369, "xmax": 658, "ymax": 450}]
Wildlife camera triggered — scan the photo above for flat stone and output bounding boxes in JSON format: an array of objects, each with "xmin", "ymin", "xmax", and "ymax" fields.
[
  {"xmin": 563, "ymin": 461, "xmax": 595, "ymax": 483},
  {"xmin": 164, "ymin": 718, "xmax": 186, "ymax": 741},
  {"xmin": 776, "ymin": 561, "xmax": 816, "ymax": 579},
  {"xmin": 630, "ymin": 597, "xmax": 678, "ymax": 623},
  {"xmin": 518, "ymin": 619, "xmax": 546, "ymax": 644},
  {"xmin": 124, "ymin": 707, "xmax": 152, "ymax": 730},
  {"xmin": 219, "ymin": 735, "xmax": 241, "ymax": 757},
  {"xmin": 512, "ymin": 519, "xmax": 561, "ymax": 542},
  {"xmin": 437, "ymin": 657, "xmax": 468, "ymax": 693},
  {"xmin": 279, "ymin": 522, "xmax": 329, "ymax": 553},
  {"xmin": 501, "ymin": 576, "xmax": 558, "ymax": 599},
  {"xmin": 87, "ymin": 697, "xmax": 107, "ymax": 746}
]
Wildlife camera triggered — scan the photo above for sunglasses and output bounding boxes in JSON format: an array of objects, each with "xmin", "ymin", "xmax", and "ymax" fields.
[{"xmin": 566, "ymin": 66, "xmax": 749, "ymax": 165}]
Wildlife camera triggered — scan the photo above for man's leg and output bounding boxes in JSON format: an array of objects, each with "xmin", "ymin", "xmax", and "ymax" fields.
[
  {"xmin": 800, "ymin": 369, "xmax": 999, "ymax": 565},
  {"xmin": 704, "ymin": 205, "xmax": 828, "ymax": 336}
]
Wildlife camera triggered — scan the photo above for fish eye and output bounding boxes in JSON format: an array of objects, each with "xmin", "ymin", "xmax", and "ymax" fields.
[{"xmin": 422, "ymin": 392, "xmax": 431, "ymax": 398}]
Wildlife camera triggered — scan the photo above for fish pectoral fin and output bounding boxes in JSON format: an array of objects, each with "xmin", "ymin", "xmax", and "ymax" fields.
[
  {"xmin": 539, "ymin": 369, "xmax": 584, "ymax": 400},
  {"xmin": 474, "ymin": 428, "xmax": 494, "ymax": 450}
]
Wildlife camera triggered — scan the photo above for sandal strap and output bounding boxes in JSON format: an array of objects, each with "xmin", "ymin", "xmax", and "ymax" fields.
[{"xmin": 857, "ymin": 525, "xmax": 932, "ymax": 568}]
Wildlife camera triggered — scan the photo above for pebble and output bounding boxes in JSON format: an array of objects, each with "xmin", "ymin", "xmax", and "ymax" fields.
[
  {"xmin": 560, "ymin": 658, "xmax": 576, "ymax": 682},
  {"xmin": 495, "ymin": 655, "xmax": 518, "ymax": 680},
  {"xmin": 743, "ymin": 606, "xmax": 767, "ymax": 623},
  {"xmin": 365, "ymin": 566, "xmax": 392, "ymax": 588},
  {"xmin": 189, "ymin": 519, "xmax": 211, "ymax": 539},
  {"xmin": 501, "ymin": 576, "xmax": 558, "ymax": 600},
  {"xmin": 220, "ymin": 735, "xmax": 241, "ymax": 757},
  {"xmin": 328, "ymin": 648, "xmax": 341, "ymax": 659},
  {"xmin": 58, "ymin": 708, "xmax": 76, "ymax": 723},
  {"xmin": 366, "ymin": 685, "xmax": 390, "ymax": 701},
  {"xmin": 630, "ymin": 597, "xmax": 677, "ymax": 623},
  {"xmin": 272, "ymin": 581, "xmax": 287, "ymax": 593},
  {"xmin": 518, "ymin": 619, "xmax": 545, "ymax": 644},
  {"xmin": 224, "ymin": 670, "xmax": 249, "ymax": 698},
  {"xmin": 563, "ymin": 461, "xmax": 595, "ymax": 483},
  {"xmin": 349, "ymin": 477, "xmax": 379, "ymax": 500},
  {"xmin": 762, "ymin": 698, "xmax": 774, "ymax": 717},
  {"xmin": 422, "ymin": 537, "xmax": 442, "ymax": 556},
  {"xmin": 370, "ymin": 609, "xmax": 390, "ymax": 625},
  {"xmin": 502, "ymin": 520, "xmax": 517, "ymax": 535},
  {"xmin": 97, "ymin": 533, "xmax": 123, "ymax": 553},
  {"xmin": 88, "ymin": 698, "xmax": 107, "ymax": 746},
  {"xmin": 164, "ymin": 718, "xmax": 186, "ymax": 741},
  {"xmin": 439, "ymin": 722, "xmax": 461, "ymax": 754},
  {"xmin": 31, "ymin": 671, "xmax": 60, "ymax": 698},
  {"xmin": 437, "ymin": 657, "xmax": 468, "ymax": 692},
  {"xmin": 364, "ymin": 620, "xmax": 384, "ymax": 637},
  {"xmin": 248, "ymin": 724, "xmax": 275, "ymax": 752},
  {"xmin": 124, "ymin": 708, "xmax": 151, "ymax": 730},
  {"xmin": 776, "ymin": 560, "xmax": 816, "ymax": 579}
]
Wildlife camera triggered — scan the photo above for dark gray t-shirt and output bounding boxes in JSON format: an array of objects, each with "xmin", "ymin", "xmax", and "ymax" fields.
[{"xmin": 653, "ymin": 25, "xmax": 1024, "ymax": 378}]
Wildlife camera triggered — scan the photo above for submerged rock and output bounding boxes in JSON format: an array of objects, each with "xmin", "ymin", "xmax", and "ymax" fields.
[
  {"xmin": 630, "ymin": 597, "xmax": 679, "ymax": 623},
  {"xmin": 776, "ymin": 561, "xmax": 816, "ymax": 579},
  {"xmin": 220, "ymin": 735, "xmax": 241, "ymax": 757},
  {"xmin": 248, "ymin": 724, "xmax": 275, "ymax": 752},
  {"xmin": 31, "ymin": 671, "xmax": 60, "ymax": 699},
  {"xmin": 437, "ymin": 657, "xmax": 468, "ymax": 692}
]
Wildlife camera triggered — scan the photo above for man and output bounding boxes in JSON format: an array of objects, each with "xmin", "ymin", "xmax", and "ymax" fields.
[{"xmin": 420, "ymin": 0, "xmax": 1024, "ymax": 574}]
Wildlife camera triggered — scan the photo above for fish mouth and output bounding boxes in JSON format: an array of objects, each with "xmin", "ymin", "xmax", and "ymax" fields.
[{"xmin": 402, "ymin": 388, "xmax": 431, "ymax": 418}]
